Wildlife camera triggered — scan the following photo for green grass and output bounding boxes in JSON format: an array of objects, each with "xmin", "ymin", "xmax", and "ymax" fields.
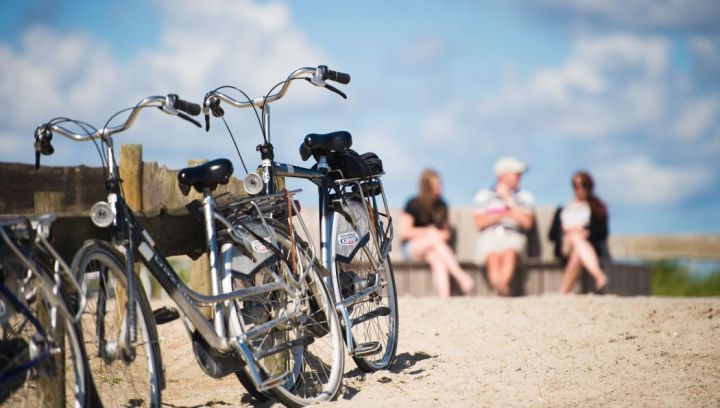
[{"xmin": 652, "ymin": 260, "xmax": 720, "ymax": 296}]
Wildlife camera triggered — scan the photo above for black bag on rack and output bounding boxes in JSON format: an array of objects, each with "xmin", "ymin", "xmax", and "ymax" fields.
[
  {"xmin": 360, "ymin": 152, "xmax": 383, "ymax": 175},
  {"xmin": 328, "ymin": 149, "xmax": 371, "ymax": 179}
]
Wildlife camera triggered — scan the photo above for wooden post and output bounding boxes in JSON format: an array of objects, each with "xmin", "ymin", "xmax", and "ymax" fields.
[
  {"xmin": 33, "ymin": 191, "xmax": 65, "ymax": 213},
  {"xmin": 119, "ymin": 145, "xmax": 154, "ymax": 298},
  {"xmin": 32, "ymin": 191, "xmax": 66, "ymax": 403},
  {"xmin": 120, "ymin": 145, "xmax": 143, "ymax": 211},
  {"xmin": 187, "ymin": 159, "xmax": 213, "ymax": 318}
]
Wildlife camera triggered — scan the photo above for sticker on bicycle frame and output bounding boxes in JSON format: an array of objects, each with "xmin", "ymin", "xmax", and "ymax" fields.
[
  {"xmin": 338, "ymin": 232, "xmax": 360, "ymax": 246},
  {"xmin": 251, "ymin": 240, "xmax": 270, "ymax": 254}
]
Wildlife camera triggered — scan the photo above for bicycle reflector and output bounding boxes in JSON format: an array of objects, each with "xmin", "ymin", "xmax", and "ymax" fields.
[
  {"xmin": 242, "ymin": 172, "xmax": 263, "ymax": 195},
  {"xmin": 90, "ymin": 201, "xmax": 114, "ymax": 228}
]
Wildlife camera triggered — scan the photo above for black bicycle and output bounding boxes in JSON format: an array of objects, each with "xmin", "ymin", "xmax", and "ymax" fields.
[
  {"xmin": 0, "ymin": 215, "xmax": 89, "ymax": 407},
  {"xmin": 33, "ymin": 94, "xmax": 344, "ymax": 407},
  {"xmin": 204, "ymin": 65, "xmax": 399, "ymax": 374}
]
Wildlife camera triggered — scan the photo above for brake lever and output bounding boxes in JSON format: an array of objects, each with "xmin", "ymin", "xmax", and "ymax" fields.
[
  {"xmin": 177, "ymin": 112, "xmax": 202, "ymax": 128},
  {"xmin": 324, "ymin": 83, "xmax": 347, "ymax": 99},
  {"xmin": 303, "ymin": 78, "xmax": 347, "ymax": 99},
  {"xmin": 33, "ymin": 125, "xmax": 54, "ymax": 170}
]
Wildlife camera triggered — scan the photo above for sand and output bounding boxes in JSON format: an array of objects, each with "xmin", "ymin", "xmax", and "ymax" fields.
[{"xmin": 155, "ymin": 295, "xmax": 720, "ymax": 407}]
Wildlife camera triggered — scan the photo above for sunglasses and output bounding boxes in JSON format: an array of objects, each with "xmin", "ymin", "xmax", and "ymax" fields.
[{"xmin": 572, "ymin": 182, "xmax": 589, "ymax": 190}]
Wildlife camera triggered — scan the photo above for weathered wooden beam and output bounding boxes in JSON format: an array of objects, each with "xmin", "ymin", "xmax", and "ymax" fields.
[
  {"xmin": 120, "ymin": 144, "xmax": 143, "ymax": 210},
  {"xmin": 34, "ymin": 191, "xmax": 65, "ymax": 213},
  {"xmin": 186, "ymin": 159, "xmax": 212, "ymax": 318}
]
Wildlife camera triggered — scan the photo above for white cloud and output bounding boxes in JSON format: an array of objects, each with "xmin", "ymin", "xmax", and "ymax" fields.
[
  {"xmin": 0, "ymin": 0, "xmax": 331, "ymax": 168},
  {"xmin": 596, "ymin": 156, "xmax": 714, "ymax": 205},
  {"xmin": 673, "ymin": 97, "xmax": 720, "ymax": 140}
]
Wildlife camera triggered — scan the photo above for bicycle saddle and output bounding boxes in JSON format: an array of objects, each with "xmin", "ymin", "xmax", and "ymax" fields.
[
  {"xmin": 177, "ymin": 158, "xmax": 233, "ymax": 195},
  {"xmin": 299, "ymin": 131, "xmax": 352, "ymax": 161}
]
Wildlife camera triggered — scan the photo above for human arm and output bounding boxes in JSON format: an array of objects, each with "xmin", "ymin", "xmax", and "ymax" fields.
[{"xmin": 399, "ymin": 212, "xmax": 448, "ymax": 242}]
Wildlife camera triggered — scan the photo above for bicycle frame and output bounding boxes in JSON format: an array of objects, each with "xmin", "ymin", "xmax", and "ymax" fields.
[{"xmin": 97, "ymin": 157, "xmax": 308, "ymax": 378}]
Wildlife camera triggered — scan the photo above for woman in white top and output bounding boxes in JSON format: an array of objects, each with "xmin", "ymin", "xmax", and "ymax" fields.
[{"xmin": 550, "ymin": 171, "xmax": 609, "ymax": 294}]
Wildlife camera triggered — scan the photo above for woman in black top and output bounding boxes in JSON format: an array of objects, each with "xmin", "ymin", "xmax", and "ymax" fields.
[
  {"xmin": 548, "ymin": 171, "xmax": 609, "ymax": 293},
  {"xmin": 399, "ymin": 169, "xmax": 474, "ymax": 296}
]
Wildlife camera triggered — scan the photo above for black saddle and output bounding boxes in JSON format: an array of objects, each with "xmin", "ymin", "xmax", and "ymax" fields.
[
  {"xmin": 299, "ymin": 131, "xmax": 352, "ymax": 161},
  {"xmin": 177, "ymin": 158, "xmax": 233, "ymax": 195}
]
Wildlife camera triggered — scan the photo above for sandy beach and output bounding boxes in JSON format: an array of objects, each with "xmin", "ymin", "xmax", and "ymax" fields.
[{"xmin": 156, "ymin": 295, "xmax": 720, "ymax": 407}]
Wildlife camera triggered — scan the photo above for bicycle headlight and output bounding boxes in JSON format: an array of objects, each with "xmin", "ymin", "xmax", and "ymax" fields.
[
  {"xmin": 242, "ymin": 172, "xmax": 264, "ymax": 195},
  {"xmin": 90, "ymin": 201, "xmax": 114, "ymax": 228}
]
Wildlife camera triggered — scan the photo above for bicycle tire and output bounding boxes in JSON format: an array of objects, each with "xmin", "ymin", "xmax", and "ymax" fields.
[
  {"xmin": 0, "ymin": 248, "xmax": 89, "ymax": 407},
  {"xmin": 333, "ymin": 195, "xmax": 399, "ymax": 372},
  {"xmin": 227, "ymin": 219, "xmax": 344, "ymax": 406},
  {"xmin": 71, "ymin": 240, "xmax": 162, "ymax": 408}
]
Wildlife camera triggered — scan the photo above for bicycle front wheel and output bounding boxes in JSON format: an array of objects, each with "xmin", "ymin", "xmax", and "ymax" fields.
[
  {"xmin": 334, "ymin": 195, "xmax": 399, "ymax": 372},
  {"xmin": 71, "ymin": 240, "xmax": 162, "ymax": 407}
]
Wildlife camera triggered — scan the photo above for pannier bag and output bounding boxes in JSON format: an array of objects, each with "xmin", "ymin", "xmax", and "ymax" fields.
[{"xmin": 328, "ymin": 149, "xmax": 384, "ymax": 179}]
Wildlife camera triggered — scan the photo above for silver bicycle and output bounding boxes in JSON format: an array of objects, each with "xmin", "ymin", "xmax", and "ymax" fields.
[
  {"xmin": 203, "ymin": 65, "xmax": 399, "ymax": 375},
  {"xmin": 33, "ymin": 94, "xmax": 344, "ymax": 407}
]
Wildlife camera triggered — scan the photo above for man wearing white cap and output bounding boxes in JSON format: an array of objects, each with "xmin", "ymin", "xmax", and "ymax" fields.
[{"xmin": 473, "ymin": 156, "xmax": 535, "ymax": 296}]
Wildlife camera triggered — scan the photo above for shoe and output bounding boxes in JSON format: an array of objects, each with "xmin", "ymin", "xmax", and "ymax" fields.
[{"xmin": 593, "ymin": 279, "xmax": 608, "ymax": 295}]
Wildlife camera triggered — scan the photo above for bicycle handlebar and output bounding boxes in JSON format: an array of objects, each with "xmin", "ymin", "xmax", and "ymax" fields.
[
  {"xmin": 43, "ymin": 94, "xmax": 199, "ymax": 142},
  {"xmin": 203, "ymin": 65, "xmax": 351, "ymax": 113},
  {"xmin": 33, "ymin": 94, "xmax": 200, "ymax": 168}
]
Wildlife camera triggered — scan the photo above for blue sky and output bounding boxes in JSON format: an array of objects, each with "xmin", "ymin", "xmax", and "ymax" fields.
[{"xmin": 1, "ymin": 0, "xmax": 719, "ymax": 234}]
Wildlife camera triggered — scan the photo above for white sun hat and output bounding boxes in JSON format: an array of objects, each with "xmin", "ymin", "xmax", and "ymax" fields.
[{"xmin": 493, "ymin": 156, "xmax": 528, "ymax": 176}]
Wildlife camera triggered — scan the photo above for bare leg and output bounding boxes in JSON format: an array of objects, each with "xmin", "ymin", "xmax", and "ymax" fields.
[
  {"xmin": 407, "ymin": 235, "xmax": 444, "ymax": 259},
  {"xmin": 559, "ymin": 249, "xmax": 582, "ymax": 294},
  {"xmin": 424, "ymin": 251, "xmax": 451, "ymax": 297},
  {"xmin": 486, "ymin": 253, "xmax": 503, "ymax": 294},
  {"xmin": 569, "ymin": 235, "xmax": 608, "ymax": 288},
  {"xmin": 496, "ymin": 250, "xmax": 516, "ymax": 296},
  {"xmin": 428, "ymin": 241, "xmax": 475, "ymax": 294}
]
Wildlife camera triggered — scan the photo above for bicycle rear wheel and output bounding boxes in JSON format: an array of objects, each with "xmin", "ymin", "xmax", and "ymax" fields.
[
  {"xmin": 228, "ymin": 220, "xmax": 344, "ymax": 407},
  {"xmin": 72, "ymin": 240, "xmax": 162, "ymax": 407},
  {"xmin": 334, "ymin": 195, "xmax": 399, "ymax": 372},
  {"xmin": 0, "ymin": 251, "xmax": 88, "ymax": 407}
]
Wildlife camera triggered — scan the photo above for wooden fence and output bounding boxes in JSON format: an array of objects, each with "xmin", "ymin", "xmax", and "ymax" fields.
[{"xmin": 3, "ymin": 148, "xmax": 716, "ymax": 297}]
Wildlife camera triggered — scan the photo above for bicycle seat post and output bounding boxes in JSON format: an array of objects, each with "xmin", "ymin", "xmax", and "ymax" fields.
[{"xmin": 201, "ymin": 188, "xmax": 225, "ymax": 338}]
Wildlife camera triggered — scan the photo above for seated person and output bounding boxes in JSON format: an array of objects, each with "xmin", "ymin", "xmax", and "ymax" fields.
[
  {"xmin": 474, "ymin": 157, "xmax": 535, "ymax": 296},
  {"xmin": 549, "ymin": 171, "xmax": 609, "ymax": 294},
  {"xmin": 399, "ymin": 169, "xmax": 474, "ymax": 297}
]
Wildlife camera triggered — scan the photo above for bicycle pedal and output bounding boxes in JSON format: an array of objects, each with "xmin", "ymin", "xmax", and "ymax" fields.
[
  {"xmin": 255, "ymin": 335, "xmax": 315, "ymax": 360},
  {"xmin": 257, "ymin": 371, "xmax": 289, "ymax": 392},
  {"xmin": 352, "ymin": 341, "xmax": 382, "ymax": 357},
  {"xmin": 350, "ymin": 306, "xmax": 391, "ymax": 326},
  {"xmin": 153, "ymin": 306, "xmax": 180, "ymax": 325}
]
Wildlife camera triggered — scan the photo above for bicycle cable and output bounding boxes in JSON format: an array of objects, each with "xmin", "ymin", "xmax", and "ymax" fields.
[
  {"xmin": 260, "ymin": 77, "xmax": 307, "ymax": 190},
  {"xmin": 203, "ymin": 85, "xmax": 263, "ymax": 175}
]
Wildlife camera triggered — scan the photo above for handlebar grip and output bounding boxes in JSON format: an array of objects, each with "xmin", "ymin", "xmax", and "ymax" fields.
[
  {"xmin": 324, "ymin": 69, "xmax": 351, "ymax": 85},
  {"xmin": 172, "ymin": 95, "xmax": 202, "ymax": 116}
]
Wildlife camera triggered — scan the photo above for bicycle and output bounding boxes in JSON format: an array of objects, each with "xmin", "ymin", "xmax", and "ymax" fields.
[
  {"xmin": 0, "ymin": 215, "xmax": 89, "ymax": 407},
  {"xmin": 33, "ymin": 94, "xmax": 344, "ymax": 407},
  {"xmin": 203, "ymin": 65, "xmax": 399, "ymax": 374}
]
